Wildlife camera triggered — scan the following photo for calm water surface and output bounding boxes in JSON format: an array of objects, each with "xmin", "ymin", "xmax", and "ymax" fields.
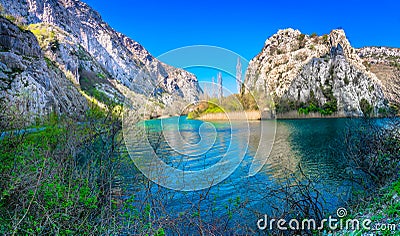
[{"xmin": 121, "ymin": 116, "xmax": 364, "ymax": 231}]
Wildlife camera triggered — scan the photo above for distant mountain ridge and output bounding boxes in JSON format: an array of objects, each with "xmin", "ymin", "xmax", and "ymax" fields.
[{"xmin": 245, "ymin": 28, "xmax": 398, "ymax": 117}]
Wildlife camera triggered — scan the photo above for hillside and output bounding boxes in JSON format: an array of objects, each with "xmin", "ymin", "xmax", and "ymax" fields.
[
  {"xmin": 358, "ymin": 46, "xmax": 400, "ymax": 106},
  {"xmin": 0, "ymin": 16, "xmax": 88, "ymax": 128},
  {"xmin": 0, "ymin": 0, "xmax": 201, "ymax": 124}
]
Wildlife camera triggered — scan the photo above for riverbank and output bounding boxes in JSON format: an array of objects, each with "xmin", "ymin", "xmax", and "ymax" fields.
[
  {"xmin": 196, "ymin": 110, "xmax": 261, "ymax": 120},
  {"xmin": 276, "ymin": 110, "xmax": 354, "ymax": 119},
  {"xmin": 194, "ymin": 110, "xmax": 352, "ymax": 121},
  {"xmin": 276, "ymin": 110, "xmax": 400, "ymax": 119}
]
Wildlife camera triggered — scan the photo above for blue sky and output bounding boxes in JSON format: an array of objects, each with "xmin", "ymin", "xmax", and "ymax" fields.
[{"xmin": 82, "ymin": 0, "xmax": 400, "ymax": 93}]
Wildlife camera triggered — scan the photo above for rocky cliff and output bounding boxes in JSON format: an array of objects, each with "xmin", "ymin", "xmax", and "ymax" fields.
[
  {"xmin": 0, "ymin": 0, "xmax": 201, "ymax": 123},
  {"xmin": 357, "ymin": 46, "xmax": 400, "ymax": 106},
  {"xmin": 0, "ymin": 16, "xmax": 88, "ymax": 127},
  {"xmin": 245, "ymin": 29, "xmax": 390, "ymax": 117}
]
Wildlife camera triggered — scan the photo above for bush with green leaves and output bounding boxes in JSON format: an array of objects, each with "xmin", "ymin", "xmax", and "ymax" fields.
[
  {"xmin": 359, "ymin": 98, "xmax": 374, "ymax": 117},
  {"xmin": 0, "ymin": 105, "xmax": 124, "ymax": 234}
]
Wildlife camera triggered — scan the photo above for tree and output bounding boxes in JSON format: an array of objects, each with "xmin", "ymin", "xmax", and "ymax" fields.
[
  {"xmin": 359, "ymin": 98, "xmax": 373, "ymax": 117},
  {"xmin": 217, "ymin": 72, "xmax": 223, "ymax": 101},
  {"xmin": 211, "ymin": 76, "xmax": 215, "ymax": 98},
  {"xmin": 236, "ymin": 57, "xmax": 242, "ymax": 94}
]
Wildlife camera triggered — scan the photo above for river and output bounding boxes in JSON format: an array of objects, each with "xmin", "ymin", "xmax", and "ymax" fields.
[{"xmin": 118, "ymin": 116, "xmax": 369, "ymax": 233}]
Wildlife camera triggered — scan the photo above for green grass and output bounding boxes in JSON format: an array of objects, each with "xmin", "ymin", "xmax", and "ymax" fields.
[
  {"xmin": 346, "ymin": 178, "xmax": 400, "ymax": 235},
  {"xmin": 384, "ymin": 179, "xmax": 400, "ymax": 218},
  {"xmin": 25, "ymin": 23, "xmax": 58, "ymax": 49},
  {"xmin": 0, "ymin": 110, "xmax": 125, "ymax": 234},
  {"xmin": 0, "ymin": 126, "xmax": 88, "ymax": 234}
]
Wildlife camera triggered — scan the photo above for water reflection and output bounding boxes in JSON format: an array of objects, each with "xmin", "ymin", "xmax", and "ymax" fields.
[
  {"xmin": 121, "ymin": 117, "xmax": 359, "ymax": 232},
  {"xmin": 247, "ymin": 121, "xmax": 300, "ymax": 180}
]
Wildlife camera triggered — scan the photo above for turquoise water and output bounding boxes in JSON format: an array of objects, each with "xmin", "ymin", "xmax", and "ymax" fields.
[{"xmin": 122, "ymin": 117, "xmax": 364, "ymax": 232}]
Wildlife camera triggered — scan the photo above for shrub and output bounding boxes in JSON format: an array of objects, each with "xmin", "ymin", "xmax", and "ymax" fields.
[
  {"xmin": 79, "ymin": 69, "xmax": 117, "ymax": 106},
  {"xmin": 343, "ymin": 118, "xmax": 400, "ymax": 186},
  {"xmin": 187, "ymin": 100, "xmax": 224, "ymax": 119},
  {"xmin": 97, "ymin": 73, "xmax": 106, "ymax": 79},
  {"xmin": 239, "ymin": 93, "xmax": 259, "ymax": 111},
  {"xmin": 44, "ymin": 57, "xmax": 53, "ymax": 67},
  {"xmin": 4, "ymin": 14, "xmax": 15, "ymax": 22},
  {"xmin": 297, "ymin": 34, "xmax": 306, "ymax": 49},
  {"xmin": 360, "ymin": 98, "xmax": 373, "ymax": 117},
  {"xmin": 390, "ymin": 61, "xmax": 400, "ymax": 70},
  {"xmin": 0, "ymin": 109, "xmax": 122, "ymax": 234},
  {"xmin": 25, "ymin": 23, "xmax": 58, "ymax": 49},
  {"xmin": 344, "ymin": 75, "xmax": 350, "ymax": 85},
  {"xmin": 297, "ymin": 33, "xmax": 306, "ymax": 42},
  {"xmin": 321, "ymin": 34, "xmax": 329, "ymax": 43},
  {"xmin": 296, "ymin": 90, "xmax": 337, "ymax": 116},
  {"xmin": 321, "ymin": 99, "xmax": 337, "ymax": 115},
  {"xmin": 203, "ymin": 102, "xmax": 224, "ymax": 114},
  {"xmin": 276, "ymin": 98, "xmax": 298, "ymax": 113},
  {"xmin": 298, "ymin": 103, "xmax": 319, "ymax": 115}
]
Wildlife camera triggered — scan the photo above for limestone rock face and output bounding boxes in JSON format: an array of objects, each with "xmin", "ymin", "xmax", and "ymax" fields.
[
  {"xmin": 0, "ymin": 0, "xmax": 201, "ymax": 103},
  {"xmin": 282, "ymin": 54, "xmax": 385, "ymax": 116},
  {"xmin": 245, "ymin": 28, "xmax": 387, "ymax": 116},
  {"xmin": 0, "ymin": 17, "xmax": 88, "ymax": 125},
  {"xmin": 357, "ymin": 47, "xmax": 400, "ymax": 106}
]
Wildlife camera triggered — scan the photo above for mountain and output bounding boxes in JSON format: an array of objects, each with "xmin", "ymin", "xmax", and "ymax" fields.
[
  {"xmin": 0, "ymin": 0, "xmax": 201, "ymax": 123},
  {"xmin": 0, "ymin": 16, "xmax": 88, "ymax": 127},
  {"xmin": 245, "ymin": 29, "xmax": 395, "ymax": 117}
]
